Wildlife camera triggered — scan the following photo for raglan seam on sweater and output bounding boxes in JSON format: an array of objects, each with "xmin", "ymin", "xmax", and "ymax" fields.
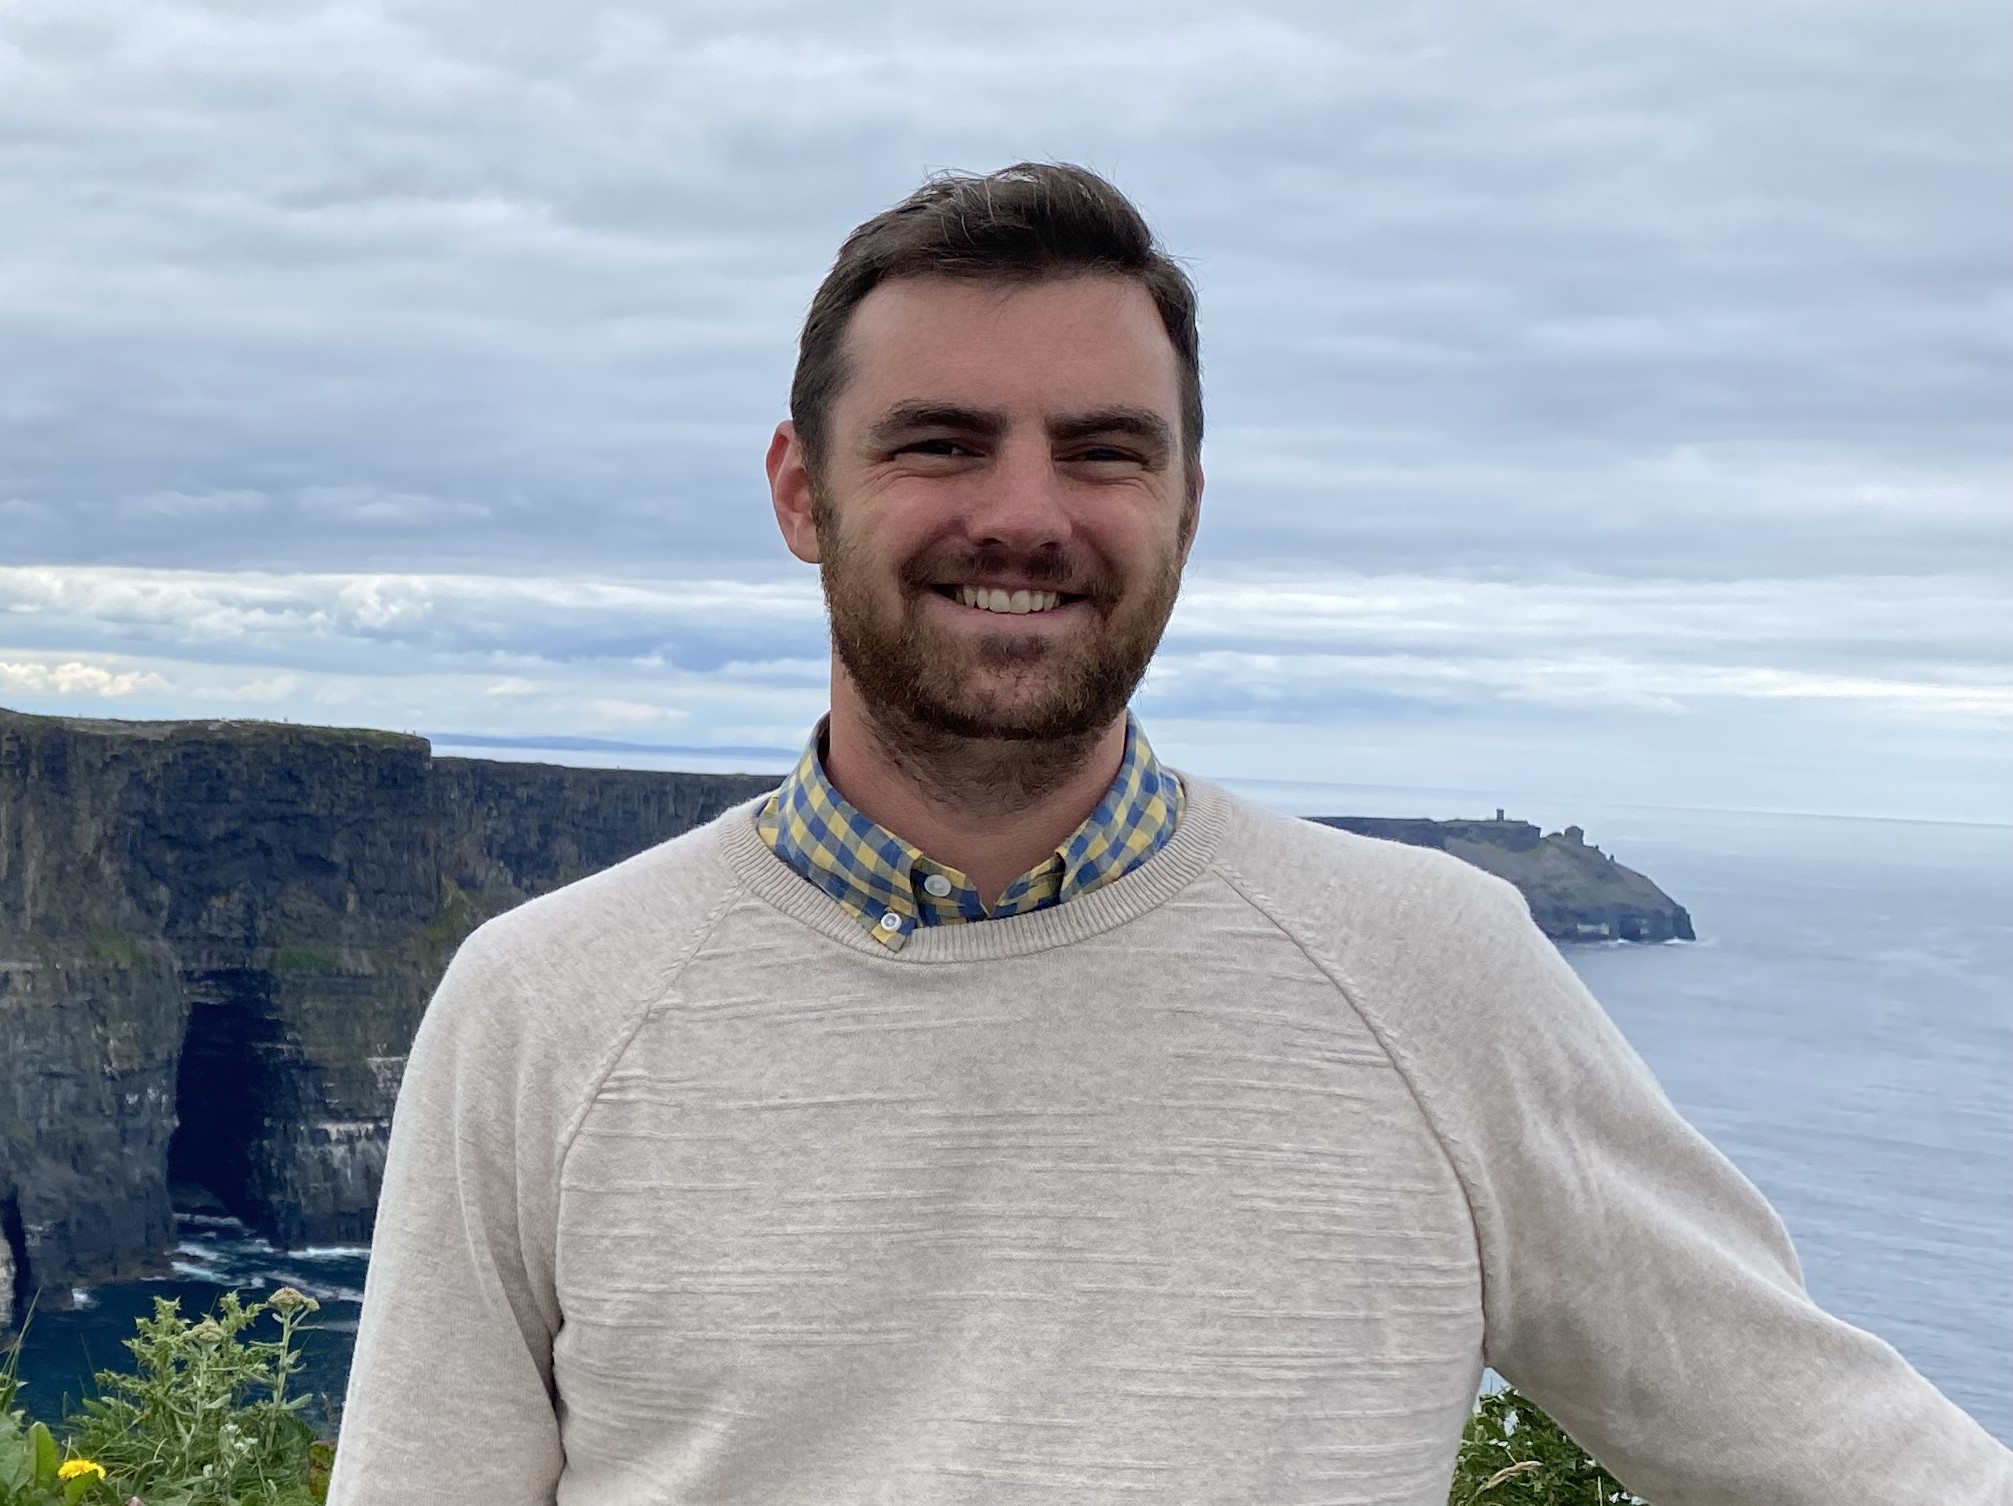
[
  {"xmin": 1209, "ymin": 854, "xmax": 1492, "ymax": 1291},
  {"xmin": 552, "ymin": 874, "xmax": 754, "ymax": 1181}
]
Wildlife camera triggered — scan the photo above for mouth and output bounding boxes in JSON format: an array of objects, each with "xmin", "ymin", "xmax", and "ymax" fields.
[{"xmin": 932, "ymin": 584, "xmax": 1088, "ymax": 617}]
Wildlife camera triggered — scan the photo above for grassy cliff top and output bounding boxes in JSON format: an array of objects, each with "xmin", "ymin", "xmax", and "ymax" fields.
[{"xmin": 0, "ymin": 704, "xmax": 425, "ymax": 751}]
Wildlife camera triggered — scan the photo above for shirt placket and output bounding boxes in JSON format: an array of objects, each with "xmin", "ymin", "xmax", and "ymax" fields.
[
  {"xmin": 911, "ymin": 858, "xmax": 986, "ymax": 926},
  {"xmin": 990, "ymin": 857, "xmax": 1065, "ymax": 919}
]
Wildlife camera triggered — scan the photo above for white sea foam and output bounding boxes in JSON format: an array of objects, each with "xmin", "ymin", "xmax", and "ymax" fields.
[
  {"xmin": 292, "ymin": 1245, "xmax": 371, "ymax": 1260},
  {"xmin": 268, "ymin": 1272, "xmax": 365, "ymax": 1304}
]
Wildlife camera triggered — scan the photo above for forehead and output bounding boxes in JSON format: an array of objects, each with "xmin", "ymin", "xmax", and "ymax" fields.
[{"xmin": 833, "ymin": 273, "xmax": 1183, "ymax": 425}]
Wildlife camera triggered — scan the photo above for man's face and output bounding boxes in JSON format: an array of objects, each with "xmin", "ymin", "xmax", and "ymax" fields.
[{"xmin": 778, "ymin": 273, "xmax": 1199, "ymax": 742}]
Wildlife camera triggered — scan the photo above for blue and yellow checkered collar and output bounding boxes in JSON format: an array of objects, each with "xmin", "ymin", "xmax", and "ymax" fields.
[{"xmin": 755, "ymin": 712, "xmax": 1184, "ymax": 950}]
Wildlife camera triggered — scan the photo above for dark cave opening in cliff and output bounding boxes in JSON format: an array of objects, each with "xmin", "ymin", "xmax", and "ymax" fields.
[
  {"xmin": 1, "ymin": 1192, "xmax": 28, "ymax": 1320},
  {"xmin": 168, "ymin": 970, "xmax": 283, "ymax": 1226}
]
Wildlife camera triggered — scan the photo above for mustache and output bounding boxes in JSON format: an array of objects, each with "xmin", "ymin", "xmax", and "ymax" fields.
[{"xmin": 898, "ymin": 544, "xmax": 1112, "ymax": 600}]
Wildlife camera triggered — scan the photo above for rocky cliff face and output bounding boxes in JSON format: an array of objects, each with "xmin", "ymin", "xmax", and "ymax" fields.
[
  {"xmin": 1, "ymin": 707, "xmax": 1694, "ymax": 1325},
  {"xmin": 1308, "ymin": 815, "xmax": 1695, "ymax": 943},
  {"xmin": 0, "ymin": 708, "xmax": 776, "ymax": 1323}
]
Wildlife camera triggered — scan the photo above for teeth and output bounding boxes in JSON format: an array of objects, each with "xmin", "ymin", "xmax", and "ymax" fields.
[{"xmin": 955, "ymin": 586, "xmax": 1062, "ymax": 615}]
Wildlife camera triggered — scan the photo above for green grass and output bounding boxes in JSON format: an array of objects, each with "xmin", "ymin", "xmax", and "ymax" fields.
[
  {"xmin": 1452, "ymin": 1389, "xmax": 1642, "ymax": 1503},
  {"xmin": 273, "ymin": 947, "xmax": 345, "ymax": 976},
  {"xmin": 77, "ymin": 931, "xmax": 150, "ymax": 969},
  {"xmin": 413, "ymin": 879, "xmax": 482, "ymax": 952},
  {"xmin": 406, "ymin": 878, "xmax": 514, "ymax": 970},
  {"xmin": 5, "ymin": 932, "xmax": 158, "ymax": 970},
  {"xmin": 168, "ymin": 719, "xmax": 419, "ymax": 751}
]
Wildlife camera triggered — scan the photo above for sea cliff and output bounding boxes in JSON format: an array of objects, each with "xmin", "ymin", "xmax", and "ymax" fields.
[
  {"xmin": 0, "ymin": 706, "xmax": 1691, "ymax": 1320},
  {"xmin": 0, "ymin": 707, "xmax": 774, "ymax": 1322}
]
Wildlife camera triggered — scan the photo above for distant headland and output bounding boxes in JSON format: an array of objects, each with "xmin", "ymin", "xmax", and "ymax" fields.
[
  {"xmin": 1309, "ymin": 813, "xmax": 1694, "ymax": 945},
  {"xmin": 0, "ymin": 705, "xmax": 1691, "ymax": 1323}
]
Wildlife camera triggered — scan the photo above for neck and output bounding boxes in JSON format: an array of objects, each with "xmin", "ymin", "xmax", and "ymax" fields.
[{"xmin": 822, "ymin": 666, "xmax": 1130, "ymax": 909}]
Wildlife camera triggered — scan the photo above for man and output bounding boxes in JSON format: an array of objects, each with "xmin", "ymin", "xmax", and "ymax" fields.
[{"xmin": 330, "ymin": 164, "xmax": 2011, "ymax": 1504}]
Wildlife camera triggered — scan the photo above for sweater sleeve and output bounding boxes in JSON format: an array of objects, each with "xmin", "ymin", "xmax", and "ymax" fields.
[
  {"xmin": 326, "ymin": 925, "xmax": 574, "ymax": 1506},
  {"xmin": 1334, "ymin": 863, "xmax": 2013, "ymax": 1504}
]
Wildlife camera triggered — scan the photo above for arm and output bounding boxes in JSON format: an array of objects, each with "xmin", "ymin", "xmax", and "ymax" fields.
[
  {"xmin": 1328, "ymin": 865, "xmax": 2013, "ymax": 1504},
  {"xmin": 326, "ymin": 929, "xmax": 569, "ymax": 1506}
]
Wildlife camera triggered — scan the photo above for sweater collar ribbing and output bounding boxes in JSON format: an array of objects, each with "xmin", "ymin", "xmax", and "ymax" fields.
[{"xmin": 715, "ymin": 774, "xmax": 1232, "ymax": 963}]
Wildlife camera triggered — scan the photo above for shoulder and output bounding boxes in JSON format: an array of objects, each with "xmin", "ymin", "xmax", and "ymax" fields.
[
  {"xmin": 417, "ymin": 800, "xmax": 758, "ymax": 1065},
  {"xmin": 465, "ymin": 799, "xmax": 751, "ymax": 979},
  {"xmin": 1196, "ymin": 782, "xmax": 1618, "ymax": 1097},
  {"xmin": 1198, "ymin": 781, "xmax": 1534, "ymax": 952}
]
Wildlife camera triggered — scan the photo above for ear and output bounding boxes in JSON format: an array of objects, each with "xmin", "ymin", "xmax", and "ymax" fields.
[
  {"xmin": 1177, "ymin": 461, "xmax": 1204, "ymax": 566},
  {"xmin": 767, "ymin": 422, "xmax": 823, "ymax": 564}
]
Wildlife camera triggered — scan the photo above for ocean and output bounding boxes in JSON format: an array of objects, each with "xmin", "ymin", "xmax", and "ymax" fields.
[{"xmin": 10, "ymin": 794, "xmax": 2010, "ymax": 1445}]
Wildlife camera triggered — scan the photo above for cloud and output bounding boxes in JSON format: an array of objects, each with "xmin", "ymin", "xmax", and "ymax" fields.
[
  {"xmin": 0, "ymin": 658, "xmax": 169, "ymax": 698},
  {"xmin": 0, "ymin": 565, "xmax": 827, "ymax": 668},
  {"xmin": 1, "ymin": 0, "xmax": 2007, "ymax": 818},
  {"xmin": 5, "ymin": 559, "xmax": 2009, "ymax": 736},
  {"xmin": 0, "ymin": 0, "xmax": 2004, "ymax": 584}
]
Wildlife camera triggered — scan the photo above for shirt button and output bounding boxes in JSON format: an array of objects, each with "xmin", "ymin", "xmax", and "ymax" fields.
[
  {"xmin": 877, "ymin": 911, "xmax": 903, "ymax": 932},
  {"xmin": 922, "ymin": 874, "xmax": 953, "ymax": 898}
]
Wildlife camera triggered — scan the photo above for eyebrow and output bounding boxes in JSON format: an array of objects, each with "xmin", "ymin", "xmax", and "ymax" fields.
[
  {"xmin": 866, "ymin": 402, "xmax": 1175, "ymax": 461},
  {"xmin": 866, "ymin": 403, "xmax": 1006, "ymax": 448}
]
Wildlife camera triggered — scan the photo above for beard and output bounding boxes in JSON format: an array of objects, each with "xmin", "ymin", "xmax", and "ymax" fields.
[{"xmin": 815, "ymin": 514, "xmax": 1184, "ymax": 749}]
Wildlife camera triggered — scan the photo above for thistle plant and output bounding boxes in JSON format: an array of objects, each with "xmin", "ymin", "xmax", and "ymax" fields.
[{"xmin": 65, "ymin": 1288, "xmax": 328, "ymax": 1506}]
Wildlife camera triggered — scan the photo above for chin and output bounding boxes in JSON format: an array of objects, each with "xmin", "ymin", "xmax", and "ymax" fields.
[{"xmin": 904, "ymin": 667, "xmax": 1126, "ymax": 743}]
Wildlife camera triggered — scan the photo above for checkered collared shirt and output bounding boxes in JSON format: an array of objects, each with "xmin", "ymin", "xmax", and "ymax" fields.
[{"xmin": 755, "ymin": 713, "xmax": 1184, "ymax": 951}]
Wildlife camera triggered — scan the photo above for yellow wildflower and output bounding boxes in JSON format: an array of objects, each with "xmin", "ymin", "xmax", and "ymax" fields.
[{"xmin": 58, "ymin": 1457, "xmax": 107, "ymax": 1481}]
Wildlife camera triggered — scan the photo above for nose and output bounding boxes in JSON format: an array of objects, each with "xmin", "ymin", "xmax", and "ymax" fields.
[{"xmin": 958, "ymin": 435, "xmax": 1073, "ymax": 552}]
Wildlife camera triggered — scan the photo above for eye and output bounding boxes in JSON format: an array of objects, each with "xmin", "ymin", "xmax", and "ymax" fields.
[
  {"xmin": 898, "ymin": 437, "xmax": 980, "ymax": 458},
  {"xmin": 1069, "ymin": 444, "xmax": 1144, "ymax": 466}
]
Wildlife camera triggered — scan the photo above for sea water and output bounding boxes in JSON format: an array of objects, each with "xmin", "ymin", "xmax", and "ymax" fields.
[
  {"xmin": 10, "ymin": 799, "xmax": 2010, "ymax": 1444},
  {"xmin": 9, "ymin": 1216, "xmax": 366, "ymax": 1426}
]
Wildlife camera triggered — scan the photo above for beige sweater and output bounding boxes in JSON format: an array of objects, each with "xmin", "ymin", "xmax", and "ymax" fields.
[{"xmin": 329, "ymin": 780, "xmax": 2012, "ymax": 1505}]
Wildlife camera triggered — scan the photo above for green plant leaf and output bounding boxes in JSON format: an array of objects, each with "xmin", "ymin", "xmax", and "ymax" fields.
[
  {"xmin": 0, "ymin": 1427, "xmax": 37, "ymax": 1493},
  {"xmin": 28, "ymin": 1423, "xmax": 56, "ymax": 1487}
]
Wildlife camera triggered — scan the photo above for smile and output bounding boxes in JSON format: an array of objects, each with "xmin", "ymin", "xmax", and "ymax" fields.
[{"xmin": 942, "ymin": 585, "xmax": 1075, "ymax": 615}]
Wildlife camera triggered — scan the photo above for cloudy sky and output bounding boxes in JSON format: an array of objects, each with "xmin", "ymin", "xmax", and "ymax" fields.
[{"xmin": 3, "ymin": 0, "xmax": 2008, "ymax": 822}]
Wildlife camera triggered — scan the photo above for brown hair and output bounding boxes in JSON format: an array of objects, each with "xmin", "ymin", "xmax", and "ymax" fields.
[{"xmin": 790, "ymin": 162, "xmax": 1202, "ymax": 485}]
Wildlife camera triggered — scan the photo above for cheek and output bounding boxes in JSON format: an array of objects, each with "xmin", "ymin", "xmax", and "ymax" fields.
[
  {"xmin": 842, "ymin": 488, "xmax": 946, "ymax": 552},
  {"xmin": 823, "ymin": 501, "xmax": 902, "ymax": 562},
  {"xmin": 1081, "ymin": 508, "xmax": 1174, "ymax": 574}
]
